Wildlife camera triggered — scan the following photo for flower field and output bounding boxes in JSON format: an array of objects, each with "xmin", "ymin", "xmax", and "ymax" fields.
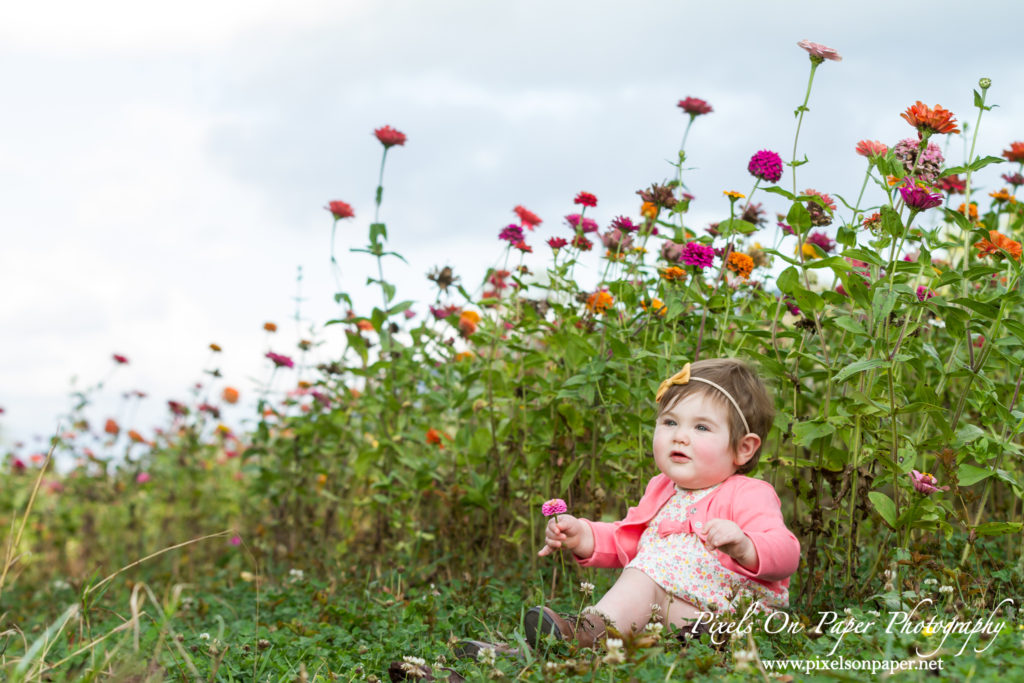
[{"xmin": 3, "ymin": 41, "xmax": 1024, "ymax": 680}]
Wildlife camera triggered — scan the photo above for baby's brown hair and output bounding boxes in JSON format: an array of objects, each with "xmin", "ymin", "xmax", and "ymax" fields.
[{"xmin": 656, "ymin": 358, "xmax": 775, "ymax": 473}]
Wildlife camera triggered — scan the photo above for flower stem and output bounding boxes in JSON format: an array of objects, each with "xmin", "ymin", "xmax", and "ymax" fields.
[{"xmin": 791, "ymin": 62, "xmax": 820, "ymax": 195}]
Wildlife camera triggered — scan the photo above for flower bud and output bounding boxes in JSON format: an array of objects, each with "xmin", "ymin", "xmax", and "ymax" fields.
[{"xmin": 979, "ymin": 77, "xmax": 991, "ymax": 90}]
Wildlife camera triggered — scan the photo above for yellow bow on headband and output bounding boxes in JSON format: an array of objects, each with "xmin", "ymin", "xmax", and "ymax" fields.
[{"xmin": 656, "ymin": 363, "xmax": 691, "ymax": 402}]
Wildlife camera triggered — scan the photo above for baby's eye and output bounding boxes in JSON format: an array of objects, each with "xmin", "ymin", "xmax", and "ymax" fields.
[
  {"xmin": 696, "ymin": 424, "xmax": 710, "ymax": 431},
  {"xmin": 662, "ymin": 419, "xmax": 677, "ymax": 427}
]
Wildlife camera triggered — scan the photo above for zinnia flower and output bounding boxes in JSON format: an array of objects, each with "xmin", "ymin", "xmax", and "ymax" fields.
[
  {"xmin": 167, "ymin": 400, "xmax": 188, "ymax": 417},
  {"xmin": 660, "ymin": 266, "xmax": 687, "ymax": 282},
  {"xmin": 726, "ymin": 252, "xmax": 754, "ymax": 279},
  {"xmin": 677, "ymin": 97, "xmax": 713, "ymax": 117},
  {"xmin": 1001, "ymin": 172, "xmax": 1024, "ymax": 187},
  {"xmin": 571, "ymin": 235, "xmax": 593, "ymax": 251},
  {"xmin": 600, "ymin": 228, "xmax": 633, "ymax": 253},
  {"xmin": 680, "ymin": 242, "xmax": 715, "ymax": 269},
  {"xmin": 855, "ymin": 140, "xmax": 887, "ymax": 158},
  {"xmin": 426, "ymin": 428, "xmax": 444, "ymax": 446},
  {"xmin": 610, "ymin": 216, "xmax": 637, "ymax": 233},
  {"xmin": 916, "ymin": 286, "xmax": 935, "ymax": 302},
  {"xmin": 974, "ymin": 231, "xmax": 1022, "ymax": 261},
  {"xmin": 458, "ymin": 310, "xmax": 481, "ymax": 337},
  {"xmin": 513, "ymin": 241, "xmax": 532, "ymax": 253},
  {"xmin": 805, "ymin": 230, "xmax": 836, "ymax": 254},
  {"xmin": 957, "ymin": 202, "xmax": 978, "ymax": 220},
  {"xmin": 222, "ymin": 387, "xmax": 239, "ymax": 404},
  {"xmin": 747, "ymin": 150, "xmax": 783, "ymax": 183},
  {"xmin": 797, "ymin": 40, "xmax": 842, "ymax": 62},
  {"xmin": 574, "ymin": 192, "xmax": 598, "ymax": 207},
  {"xmin": 112, "ymin": 354, "xmax": 129, "ymax": 364},
  {"xmin": 373, "ymin": 125, "xmax": 407, "ymax": 148},
  {"xmin": 899, "ymin": 179, "xmax": 943, "ymax": 212},
  {"xmin": 104, "ymin": 419, "xmax": 120, "ymax": 435},
  {"xmin": 565, "ymin": 214, "xmax": 599, "ymax": 233},
  {"xmin": 937, "ymin": 174, "xmax": 966, "ymax": 194},
  {"xmin": 723, "ymin": 190, "xmax": 746, "ymax": 200},
  {"xmin": 128, "ymin": 430, "xmax": 148, "ymax": 445},
  {"xmin": 136, "ymin": 472, "xmax": 151, "ymax": 484},
  {"xmin": 803, "ymin": 189, "xmax": 836, "ymax": 226},
  {"xmin": 640, "ymin": 202, "xmax": 659, "ymax": 220},
  {"xmin": 586, "ymin": 290, "xmax": 614, "ymax": 314},
  {"xmin": 1002, "ymin": 142, "xmax": 1024, "ymax": 163},
  {"xmin": 989, "ymin": 188, "xmax": 1016, "ymax": 203},
  {"xmin": 641, "ymin": 298, "xmax": 667, "ymax": 316},
  {"xmin": 266, "ymin": 352, "xmax": 295, "ymax": 368},
  {"xmin": 660, "ymin": 241, "xmax": 684, "ymax": 263},
  {"xmin": 209, "ymin": 343, "xmax": 222, "ymax": 352},
  {"xmin": 429, "ymin": 304, "xmax": 459, "ymax": 320},
  {"xmin": 910, "ymin": 470, "xmax": 949, "ymax": 495},
  {"xmin": 862, "ymin": 212, "xmax": 882, "ymax": 230},
  {"xmin": 498, "ymin": 224, "xmax": 525, "ymax": 243},
  {"xmin": 264, "ymin": 322, "xmax": 277, "ymax": 333},
  {"xmin": 325, "ymin": 201, "xmax": 355, "ymax": 220},
  {"xmin": 892, "ymin": 138, "xmax": 945, "ymax": 185},
  {"xmin": 547, "ymin": 237, "xmax": 568, "ymax": 250},
  {"xmin": 901, "ymin": 102, "xmax": 960, "ymax": 136},
  {"xmin": 513, "ymin": 205, "xmax": 543, "ymax": 229},
  {"xmin": 541, "ymin": 498, "xmax": 568, "ymax": 516}
]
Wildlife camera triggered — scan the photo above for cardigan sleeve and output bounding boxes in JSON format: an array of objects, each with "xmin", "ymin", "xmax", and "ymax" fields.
[
  {"xmin": 716, "ymin": 479, "xmax": 801, "ymax": 582},
  {"xmin": 575, "ymin": 475, "xmax": 664, "ymax": 569}
]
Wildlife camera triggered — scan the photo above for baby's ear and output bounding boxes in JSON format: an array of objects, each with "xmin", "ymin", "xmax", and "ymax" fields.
[{"xmin": 733, "ymin": 433, "xmax": 761, "ymax": 467}]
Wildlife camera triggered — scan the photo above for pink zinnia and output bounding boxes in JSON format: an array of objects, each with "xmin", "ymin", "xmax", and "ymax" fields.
[
  {"xmin": 910, "ymin": 470, "xmax": 949, "ymax": 495},
  {"xmin": 1002, "ymin": 172, "xmax": 1024, "ymax": 187},
  {"xmin": 574, "ymin": 192, "xmax": 598, "ymax": 207},
  {"xmin": 136, "ymin": 472, "xmax": 151, "ymax": 484},
  {"xmin": 899, "ymin": 179, "xmax": 943, "ymax": 212},
  {"xmin": 565, "ymin": 214, "xmax": 599, "ymax": 233},
  {"xmin": 680, "ymin": 242, "xmax": 715, "ymax": 269},
  {"xmin": 747, "ymin": 150, "xmax": 783, "ymax": 183},
  {"xmin": 916, "ymin": 286, "xmax": 935, "ymax": 302},
  {"xmin": 541, "ymin": 498, "xmax": 568, "ymax": 516},
  {"xmin": 230, "ymin": 535, "xmax": 242, "ymax": 546},
  {"xmin": 855, "ymin": 140, "xmax": 887, "ymax": 158},
  {"xmin": 513, "ymin": 205, "xmax": 543, "ymax": 230},
  {"xmin": 677, "ymin": 97, "xmax": 713, "ymax": 117},
  {"xmin": 610, "ymin": 216, "xmax": 637, "ymax": 233},
  {"xmin": 373, "ymin": 125, "xmax": 406, "ymax": 148},
  {"xmin": 325, "ymin": 201, "xmax": 355, "ymax": 219},
  {"xmin": 805, "ymin": 231, "xmax": 836, "ymax": 254},
  {"xmin": 498, "ymin": 224, "xmax": 525, "ymax": 243},
  {"xmin": 547, "ymin": 237, "xmax": 568, "ymax": 250},
  {"xmin": 797, "ymin": 40, "xmax": 842, "ymax": 62},
  {"xmin": 266, "ymin": 352, "xmax": 295, "ymax": 369},
  {"xmin": 430, "ymin": 305, "xmax": 459, "ymax": 320},
  {"xmin": 112, "ymin": 354, "xmax": 129, "ymax": 365}
]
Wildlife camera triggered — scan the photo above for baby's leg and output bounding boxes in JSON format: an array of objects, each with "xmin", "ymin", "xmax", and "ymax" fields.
[
  {"xmin": 589, "ymin": 568, "xmax": 660, "ymax": 635},
  {"xmin": 661, "ymin": 592, "xmax": 701, "ymax": 628}
]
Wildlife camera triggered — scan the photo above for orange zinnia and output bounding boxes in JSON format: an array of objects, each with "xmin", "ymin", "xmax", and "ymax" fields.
[
  {"xmin": 641, "ymin": 298, "xmax": 667, "ymax": 316},
  {"xmin": 586, "ymin": 290, "xmax": 614, "ymax": 313},
  {"xmin": 1002, "ymin": 142, "xmax": 1024, "ymax": 163},
  {"xmin": 128, "ymin": 429, "xmax": 148, "ymax": 445},
  {"xmin": 263, "ymin": 322, "xmax": 277, "ymax": 332},
  {"xmin": 356, "ymin": 320, "xmax": 374, "ymax": 332},
  {"xmin": 957, "ymin": 202, "xmax": 978, "ymax": 220},
  {"xmin": 104, "ymin": 418, "xmax": 120, "ymax": 435},
  {"xmin": 640, "ymin": 201, "xmax": 659, "ymax": 220},
  {"xmin": 726, "ymin": 252, "xmax": 755, "ymax": 279},
  {"xmin": 989, "ymin": 188, "xmax": 1016, "ymax": 203},
  {"xmin": 974, "ymin": 231, "xmax": 1022, "ymax": 261},
  {"xmin": 222, "ymin": 386, "xmax": 239, "ymax": 404},
  {"xmin": 900, "ymin": 101, "xmax": 960, "ymax": 136},
  {"xmin": 660, "ymin": 266, "xmax": 687, "ymax": 282},
  {"xmin": 458, "ymin": 310, "xmax": 480, "ymax": 337}
]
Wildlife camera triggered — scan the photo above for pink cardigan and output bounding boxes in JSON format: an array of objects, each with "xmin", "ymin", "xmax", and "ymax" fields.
[{"xmin": 577, "ymin": 474, "xmax": 800, "ymax": 594}]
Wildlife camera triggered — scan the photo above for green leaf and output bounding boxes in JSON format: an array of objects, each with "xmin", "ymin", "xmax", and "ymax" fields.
[
  {"xmin": 806, "ymin": 255, "xmax": 852, "ymax": 271},
  {"xmin": 950, "ymin": 297, "xmax": 999, "ymax": 319},
  {"xmin": 764, "ymin": 186, "xmax": 796, "ymax": 200},
  {"xmin": 958, "ymin": 463, "xmax": 992, "ymax": 486},
  {"xmin": 786, "ymin": 202, "xmax": 812, "ymax": 231},
  {"xmin": 831, "ymin": 315, "xmax": 868, "ymax": 337},
  {"xmin": 718, "ymin": 218, "xmax": 757, "ymax": 235},
  {"xmin": 834, "ymin": 358, "xmax": 889, "ymax": 383},
  {"xmin": 973, "ymin": 89, "xmax": 984, "ymax": 108},
  {"xmin": 1004, "ymin": 319, "xmax": 1024, "ymax": 344},
  {"xmin": 841, "ymin": 247, "xmax": 885, "ymax": 267},
  {"xmin": 792, "ymin": 287, "xmax": 823, "ymax": 313},
  {"xmin": 792, "ymin": 419, "xmax": 835, "ymax": 446},
  {"xmin": 369, "ymin": 222, "xmax": 388, "ymax": 245},
  {"xmin": 871, "ymin": 287, "xmax": 898, "ymax": 323},
  {"xmin": 776, "ymin": 266, "xmax": 799, "ymax": 295},
  {"xmin": 974, "ymin": 522, "xmax": 1023, "ymax": 537},
  {"xmin": 968, "ymin": 155, "xmax": 1005, "ymax": 172},
  {"xmin": 559, "ymin": 458, "xmax": 586, "ymax": 493},
  {"xmin": 868, "ymin": 491, "xmax": 898, "ymax": 529}
]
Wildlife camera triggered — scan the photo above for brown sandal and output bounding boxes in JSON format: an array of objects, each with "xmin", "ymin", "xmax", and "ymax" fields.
[{"xmin": 524, "ymin": 606, "xmax": 607, "ymax": 648}]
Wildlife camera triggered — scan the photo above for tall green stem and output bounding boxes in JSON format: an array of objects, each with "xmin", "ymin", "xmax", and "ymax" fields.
[{"xmin": 791, "ymin": 62, "xmax": 820, "ymax": 195}]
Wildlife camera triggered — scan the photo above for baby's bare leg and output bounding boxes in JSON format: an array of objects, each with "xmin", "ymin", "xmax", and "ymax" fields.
[
  {"xmin": 589, "ymin": 568, "xmax": 660, "ymax": 635},
  {"xmin": 661, "ymin": 592, "xmax": 701, "ymax": 628}
]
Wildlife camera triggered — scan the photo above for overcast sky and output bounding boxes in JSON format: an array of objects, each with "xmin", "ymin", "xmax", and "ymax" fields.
[{"xmin": 2, "ymin": 1, "xmax": 1022, "ymax": 456}]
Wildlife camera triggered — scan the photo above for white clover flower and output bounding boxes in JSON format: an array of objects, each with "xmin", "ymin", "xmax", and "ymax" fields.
[
  {"xmin": 579, "ymin": 581, "xmax": 595, "ymax": 595},
  {"xmin": 649, "ymin": 603, "xmax": 662, "ymax": 614},
  {"xmin": 939, "ymin": 585, "xmax": 954, "ymax": 594},
  {"xmin": 400, "ymin": 656, "xmax": 428, "ymax": 678},
  {"xmin": 476, "ymin": 647, "xmax": 497, "ymax": 667},
  {"xmin": 545, "ymin": 662, "xmax": 560, "ymax": 671},
  {"xmin": 868, "ymin": 610, "xmax": 880, "ymax": 617},
  {"xmin": 923, "ymin": 578, "xmax": 938, "ymax": 586},
  {"xmin": 603, "ymin": 649, "xmax": 626, "ymax": 665},
  {"xmin": 288, "ymin": 568, "xmax": 305, "ymax": 582},
  {"xmin": 606, "ymin": 638, "xmax": 623, "ymax": 652},
  {"xmin": 645, "ymin": 622, "xmax": 664, "ymax": 636},
  {"xmin": 199, "ymin": 632, "xmax": 210, "ymax": 640},
  {"xmin": 733, "ymin": 649, "xmax": 757, "ymax": 670},
  {"xmin": 402, "ymin": 656, "xmax": 426, "ymax": 666},
  {"xmin": 844, "ymin": 607, "xmax": 853, "ymax": 616},
  {"xmin": 51, "ymin": 579, "xmax": 71, "ymax": 591}
]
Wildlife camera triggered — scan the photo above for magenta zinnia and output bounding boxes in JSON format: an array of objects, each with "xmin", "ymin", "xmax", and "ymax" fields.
[
  {"xmin": 541, "ymin": 498, "xmax": 568, "ymax": 516},
  {"xmin": 805, "ymin": 230, "xmax": 836, "ymax": 254},
  {"xmin": 373, "ymin": 125, "xmax": 407, "ymax": 148},
  {"xmin": 547, "ymin": 237, "xmax": 568, "ymax": 250},
  {"xmin": 610, "ymin": 216, "xmax": 637, "ymax": 233},
  {"xmin": 574, "ymin": 191, "xmax": 598, "ymax": 207},
  {"xmin": 899, "ymin": 179, "xmax": 943, "ymax": 212},
  {"xmin": 679, "ymin": 242, "xmax": 715, "ymax": 269},
  {"xmin": 565, "ymin": 214, "xmax": 599, "ymax": 233},
  {"xmin": 747, "ymin": 150, "xmax": 783, "ymax": 183},
  {"xmin": 498, "ymin": 224, "xmax": 525, "ymax": 243},
  {"xmin": 677, "ymin": 97, "xmax": 712, "ymax": 117},
  {"xmin": 266, "ymin": 352, "xmax": 295, "ymax": 369}
]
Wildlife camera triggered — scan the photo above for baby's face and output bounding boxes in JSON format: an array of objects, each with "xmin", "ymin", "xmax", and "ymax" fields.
[{"xmin": 653, "ymin": 392, "xmax": 740, "ymax": 490}]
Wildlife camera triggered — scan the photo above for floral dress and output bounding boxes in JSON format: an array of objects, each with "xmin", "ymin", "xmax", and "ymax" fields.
[{"xmin": 626, "ymin": 485, "xmax": 788, "ymax": 612}]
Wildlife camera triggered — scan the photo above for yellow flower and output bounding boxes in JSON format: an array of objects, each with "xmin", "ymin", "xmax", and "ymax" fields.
[
  {"xmin": 723, "ymin": 190, "xmax": 746, "ymax": 199},
  {"xmin": 633, "ymin": 246, "xmax": 648, "ymax": 255},
  {"xmin": 923, "ymin": 625, "xmax": 936, "ymax": 636},
  {"xmin": 797, "ymin": 243, "xmax": 819, "ymax": 260},
  {"xmin": 660, "ymin": 266, "xmax": 687, "ymax": 282},
  {"xmin": 641, "ymin": 298, "xmax": 667, "ymax": 316},
  {"xmin": 640, "ymin": 201, "xmax": 659, "ymax": 219},
  {"xmin": 454, "ymin": 351, "xmax": 474, "ymax": 362}
]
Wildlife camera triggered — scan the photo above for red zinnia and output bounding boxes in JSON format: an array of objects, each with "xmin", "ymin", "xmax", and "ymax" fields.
[
  {"xmin": 373, "ymin": 125, "xmax": 407, "ymax": 148},
  {"xmin": 677, "ymin": 97, "xmax": 713, "ymax": 117},
  {"xmin": 1002, "ymin": 142, "xmax": 1024, "ymax": 163},
  {"xmin": 112, "ymin": 354, "xmax": 129, "ymax": 365},
  {"xmin": 900, "ymin": 102, "xmax": 960, "ymax": 136},
  {"xmin": 426, "ymin": 428, "xmax": 444, "ymax": 447},
  {"xmin": 325, "ymin": 201, "xmax": 355, "ymax": 219},
  {"xmin": 547, "ymin": 237, "xmax": 568, "ymax": 250},
  {"xmin": 513, "ymin": 205, "xmax": 542, "ymax": 230},
  {"xmin": 574, "ymin": 192, "xmax": 597, "ymax": 207}
]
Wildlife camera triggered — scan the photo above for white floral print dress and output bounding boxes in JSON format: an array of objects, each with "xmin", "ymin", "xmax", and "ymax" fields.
[{"xmin": 626, "ymin": 485, "xmax": 788, "ymax": 612}]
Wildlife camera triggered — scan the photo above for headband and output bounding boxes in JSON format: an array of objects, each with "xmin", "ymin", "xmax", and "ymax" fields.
[{"xmin": 655, "ymin": 363, "xmax": 751, "ymax": 434}]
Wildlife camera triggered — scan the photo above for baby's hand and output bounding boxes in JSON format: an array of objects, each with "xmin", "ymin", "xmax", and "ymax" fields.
[
  {"xmin": 702, "ymin": 519, "xmax": 758, "ymax": 570},
  {"xmin": 537, "ymin": 515, "xmax": 592, "ymax": 558}
]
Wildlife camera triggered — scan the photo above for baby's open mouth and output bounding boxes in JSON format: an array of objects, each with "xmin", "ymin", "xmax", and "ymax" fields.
[{"xmin": 670, "ymin": 452, "xmax": 690, "ymax": 461}]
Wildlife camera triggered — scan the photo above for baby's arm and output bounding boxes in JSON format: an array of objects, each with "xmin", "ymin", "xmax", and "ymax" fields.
[
  {"xmin": 537, "ymin": 515, "xmax": 595, "ymax": 559},
  {"xmin": 709, "ymin": 481, "xmax": 800, "ymax": 581},
  {"xmin": 701, "ymin": 518, "xmax": 758, "ymax": 569}
]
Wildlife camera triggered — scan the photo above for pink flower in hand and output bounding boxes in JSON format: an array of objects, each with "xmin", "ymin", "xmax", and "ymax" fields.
[
  {"xmin": 910, "ymin": 470, "xmax": 949, "ymax": 495},
  {"xmin": 541, "ymin": 498, "xmax": 568, "ymax": 517}
]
